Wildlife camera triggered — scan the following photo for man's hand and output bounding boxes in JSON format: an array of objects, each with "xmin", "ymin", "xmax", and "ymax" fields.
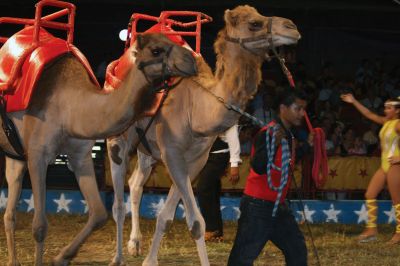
[
  {"xmin": 229, "ymin": 166, "xmax": 240, "ymax": 185},
  {"xmin": 388, "ymin": 156, "xmax": 400, "ymax": 165},
  {"xmin": 307, "ymin": 132, "xmax": 315, "ymax": 146}
]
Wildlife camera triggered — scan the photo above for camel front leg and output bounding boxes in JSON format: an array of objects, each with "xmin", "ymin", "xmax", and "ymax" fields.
[
  {"xmin": 143, "ymin": 185, "xmax": 181, "ymax": 266},
  {"xmin": 52, "ymin": 150, "xmax": 108, "ymax": 266},
  {"xmin": 154, "ymin": 148, "xmax": 209, "ymax": 266},
  {"xmin": 128, "ymin": 150, "xmax": 156, "ymax": 256},
  {"xmin": 27, "ymin": 154, "xmax": 49, "ymax": 266},
  {"xmin": 3, "ymin": 158, "xmax": 26, "ymax": 266},
  {"xmin": 107, "ymin": 136, "xmax": 130, "ymax": 266}
]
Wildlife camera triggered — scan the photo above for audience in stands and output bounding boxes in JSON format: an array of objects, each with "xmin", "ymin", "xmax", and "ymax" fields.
[{"xmin": 235, "ymin": 58, "xmax": 398, "ymax": 199}]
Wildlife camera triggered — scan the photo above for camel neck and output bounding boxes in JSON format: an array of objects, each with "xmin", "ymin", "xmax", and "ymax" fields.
[
  {"xmin": 66, "ymin": 67, "xmax": 148, "ymax": 139},
  {"xmin": 190, "ymin": 40, "xmax": 263, "ymax": 135},
  {"xmin": 215, "ymin": 42, "xmax": 262, "ymax": 108}
]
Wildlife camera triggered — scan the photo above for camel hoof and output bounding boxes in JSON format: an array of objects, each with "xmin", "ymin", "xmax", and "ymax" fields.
[
  {"xmin": 142, "ymin": 256, "xmax": 159, "ymax": 266},
  {"xmin": 190, "ymin": 220, "xmax": 201, "ymax": 240},
  {"xmin": 51, "ymin": 256, "xmax": 69, "ymax": 266},
  {"xmin": 109, "ymin": 257, "xmax": 126, "ymax": 266},
  {"xmin": 7, "ymin": 260, "xmax": 21, "ymax": 266},
  {"xmin": 127, "ymin": 239, "xmax": 142, "ymax": 256}
]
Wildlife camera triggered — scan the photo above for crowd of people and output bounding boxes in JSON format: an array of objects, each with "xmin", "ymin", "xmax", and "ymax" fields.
[{"xmin": 239, "ymin": 58, "xmax": 400, "ymax": 158}]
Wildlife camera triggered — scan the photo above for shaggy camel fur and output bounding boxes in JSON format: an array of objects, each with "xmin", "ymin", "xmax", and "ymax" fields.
[
  {"xmin": 1, "ymin": 33, "xmax": 197, "ymax": 266},
  {"xmin": 107, "ymin": 5, "xmax": 301, "ymax": 266}
]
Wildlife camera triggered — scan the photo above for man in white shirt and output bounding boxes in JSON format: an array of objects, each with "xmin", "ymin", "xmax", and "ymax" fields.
[{"xmin": 196, "ymin": 124, "xmax": 242, "ymax": 241}]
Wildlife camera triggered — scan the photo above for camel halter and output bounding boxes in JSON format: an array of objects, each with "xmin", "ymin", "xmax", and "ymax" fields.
[
  {"xmin": 225, "ymin": 17, "xmax": 275, "ymax": 56},
  {"xmin": 137, "ymin": 45, "xmax": 174, "ymax": 85}
]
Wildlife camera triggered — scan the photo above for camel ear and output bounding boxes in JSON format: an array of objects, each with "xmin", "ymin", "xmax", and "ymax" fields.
[
  {"xmin": 136, "ymin": 34, "xmax": 147, "ymax": 50},
  {"xmin": 224, "ymin": 9, "xmax": 239, "ymax": 27}
]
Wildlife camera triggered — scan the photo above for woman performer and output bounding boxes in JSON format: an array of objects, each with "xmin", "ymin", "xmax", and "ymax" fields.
[{"xmin": 341, "ymin": 93, "xmax": 400, "ymax": 244}]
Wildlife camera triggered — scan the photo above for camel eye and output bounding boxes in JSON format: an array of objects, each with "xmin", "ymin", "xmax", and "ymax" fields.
[
  {"xmin": 151, "ymin": 48, "xmax": 164, "ymax": 56},
  {"xmin": 249, "ymin": 21, "xmax": 263, "ymax": 31}
]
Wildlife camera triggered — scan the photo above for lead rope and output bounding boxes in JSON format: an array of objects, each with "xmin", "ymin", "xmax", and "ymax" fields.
[
  {"xmin": 269, "ymin": 42, "xmax": 328, "ymax": 188},
  {"xmin": 265, "ymin": 124, "xmax": 290, "ymax": 217},
  {"xmin": 267, "ymin": 18, "xmax": 321, "ymax": 265}
]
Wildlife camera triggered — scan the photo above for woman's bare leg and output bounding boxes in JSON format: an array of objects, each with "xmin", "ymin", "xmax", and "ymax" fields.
[
  {"xmin": 386, "ymin": 165, "xmax": 400, "ymax": 244},
  {"xmin": 358, "ymin": 168, "xmax": 386, "ymax": 242}
]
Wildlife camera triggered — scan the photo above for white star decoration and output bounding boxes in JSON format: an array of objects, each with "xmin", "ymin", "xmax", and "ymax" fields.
[
  {"xmin": 384, "ymin": 207, "xmax": 396, "ymax": 224},
  {"xmin": 124, "ymin": 195, "xmax": 131, "ymax": 214},
  {"xmin": 297, "ymin": 205, "xmax": 315, "ymax": 223},
  {"xmin": 354, "ymin": 204, "xmax": 369, "ymax": 224},
  {"xmin": 323, "ymin": 204, "xmax": 341, "ymax": 223},
  {"xmin": 80, "ymin": 200, "xmax": 89, "ymax": 213},
  {"xmin": 24, "ymin": 194, "xmax": 35, "ymax": 212},
  {"xmin": 53, "ymin": 193, "xmax": 72, "ymax": 213},
  {"xmin": 150, "ymin": 198, "xmax": 165, "ymax": 217},
  {"xmin": 233, "ymin": 207, "xmax": 241, "ymax": 220},
  {"xmin": 178, "ymin": 203, "xmax": 186, "ymax": 218},
  {"xmin": 0, "ymin": 191, "xmax": 7, "ymax": 209}
]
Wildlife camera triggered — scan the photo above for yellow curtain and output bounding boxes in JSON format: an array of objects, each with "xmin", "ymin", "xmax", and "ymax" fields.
[
  {"xmin": 321, "ymin": 156, "xmax": 380, "ymax": 190},
  {"xmin": 105, "ymin": 155, "xmax": 302, "ymax": 190}
]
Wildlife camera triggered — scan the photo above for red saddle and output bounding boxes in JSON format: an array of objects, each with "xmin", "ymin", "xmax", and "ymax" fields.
[{"xmin": 0, "ymin": 26, "xmax": 98, "ymax": 112}]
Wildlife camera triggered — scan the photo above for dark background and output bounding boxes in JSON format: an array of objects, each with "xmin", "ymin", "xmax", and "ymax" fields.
[{"xmin": 1, "ymin": 0, "xmax": 400, "ymax": 78}]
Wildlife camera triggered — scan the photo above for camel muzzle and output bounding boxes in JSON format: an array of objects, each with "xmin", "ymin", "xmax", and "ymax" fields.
[{"xmin": 171, "ymin": 46, "xmax": 198, "ymax": 77}]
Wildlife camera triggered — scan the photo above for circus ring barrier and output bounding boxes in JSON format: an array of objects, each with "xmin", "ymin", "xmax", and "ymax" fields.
[
  {"xmin": 1, "ymin": 155, "xmax": 396, "ymax": 224},
  {"xmin": 100, "ymin": 155, "xmax": 397, "ymax": 225}
]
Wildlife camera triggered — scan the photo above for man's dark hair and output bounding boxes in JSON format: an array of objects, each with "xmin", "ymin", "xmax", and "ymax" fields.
[{"xmin": 272, "ymin": 88, "xmax": 307, "ymax": 112}]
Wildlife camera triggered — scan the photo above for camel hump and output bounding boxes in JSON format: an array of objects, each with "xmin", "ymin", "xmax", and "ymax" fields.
[
  {"xmin": 103, "ymin": 22, "xmax": 197, "ymax": 94},
  {"xmin": 0, "ymin": 26, "xmax": 98, "ymax": 112}
]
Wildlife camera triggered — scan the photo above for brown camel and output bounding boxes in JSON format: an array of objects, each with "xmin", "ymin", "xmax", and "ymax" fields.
[
  {"xmin": 1, "ymin": 33, "xmax": 197, "ymax": 266},
  {"xmin": 107, "ymin": 5, "xmax": 301, "ymax": 266}
]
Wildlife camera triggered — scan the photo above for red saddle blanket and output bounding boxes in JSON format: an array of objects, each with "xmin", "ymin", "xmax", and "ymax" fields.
[
  {"xmin": 0, "ymin": 26, "xmax": 98, "ymax": 112},
  {"xmin": 104, "ymin": 23, "xmax": 195, "ymax": 116}
]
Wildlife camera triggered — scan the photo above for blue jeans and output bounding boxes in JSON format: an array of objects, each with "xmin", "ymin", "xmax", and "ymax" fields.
[{"xmin": 228, "ymin": 195, "xmax": 307, "ymax": 266}]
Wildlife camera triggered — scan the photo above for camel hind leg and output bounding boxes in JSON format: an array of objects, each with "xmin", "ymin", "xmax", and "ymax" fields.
[
  {"xmin": 107, "ymin": 135, "xmax": 130, "ymax": 266},
  {"xmin": 127, "ymin": 150, "xmax": 156, "ymax": 256},
  {"xmin": 52, "ymin": 143, "xmax": 108, "ymax": 265},
  {"xmin": 3, "ymin": 158, "xmax": 26, "ymax": 266}
]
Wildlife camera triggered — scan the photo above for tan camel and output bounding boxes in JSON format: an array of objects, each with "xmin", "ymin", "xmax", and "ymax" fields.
[
  {"xmin": 107, "ymin": 5, "xmax": 301, "ymax": 266},
  {"xmin": 1, "ymin": 33, "xmax": 197, "ymax": 266}
]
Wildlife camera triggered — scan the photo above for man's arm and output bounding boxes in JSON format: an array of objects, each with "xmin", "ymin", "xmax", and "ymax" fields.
[{"xmin": 225, "ymin": 125, "xmax": 242, "ymax": 185}]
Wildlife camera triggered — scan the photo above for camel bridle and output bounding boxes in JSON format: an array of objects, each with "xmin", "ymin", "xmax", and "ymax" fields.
[
  {"xmin": 225, "ymin": 17, "xmax": 275, "ymax": 57},
  {"xmin": 137, "ymin": 45, "xmax": 174, "ymax": 85}
]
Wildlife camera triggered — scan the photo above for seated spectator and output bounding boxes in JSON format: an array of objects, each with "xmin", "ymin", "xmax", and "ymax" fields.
[
  {"xmin": 363, "ymin": 123, "xmax": 379, "ymax": 155},
  {"xmin": 360, "ymin": 86, "xmax": 383, "ymax": 112},
  {"xmin": 252, "ymin": 91, "xmax": 276, "ymax": 125},
  {"xmin": 338, "ymin": 126, "xmax": 356, "ymax": 156},
  {"xmin": 239, "ymin": 125, "xmax": 257, "ymax": 155},
  {"xmin": 329, "ymin": 122, "xmax": 344, "ymax": 156},
  {"xmin": 347, "ymin": 136, "xmax": 367, "ymax": 155}
]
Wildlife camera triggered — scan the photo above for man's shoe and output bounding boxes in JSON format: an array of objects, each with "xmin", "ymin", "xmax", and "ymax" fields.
[
  {"xmin": 387, "ymin": 233, "xmax": 400, "ymax": 245},
  {"xmin": 358, "ymin": 234, "xmax": 377, "ymax": 243},
  {"xmin": 205, "ymin": 231, "xmax": 223, "ymax": 242}
]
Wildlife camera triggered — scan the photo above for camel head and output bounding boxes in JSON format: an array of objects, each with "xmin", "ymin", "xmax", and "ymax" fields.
[
  {"xmin": 223, "ymin": 5, "xmax": 301, "ymax": 56},
  {"xmin": 135, "ymin": 33, "xmax": 198, "ymax": 83}
]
